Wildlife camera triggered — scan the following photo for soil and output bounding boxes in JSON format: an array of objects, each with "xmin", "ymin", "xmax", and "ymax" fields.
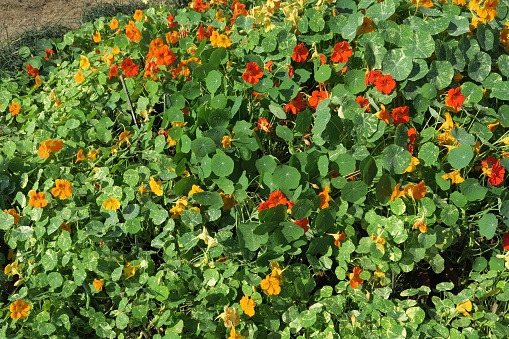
[{"xmin": 0, "ymin": 0, "xmax": 153, "ymax": 42}]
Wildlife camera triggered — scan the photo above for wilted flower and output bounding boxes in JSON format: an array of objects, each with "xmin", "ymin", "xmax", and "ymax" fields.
[{"xmin": 217, "ymin": 306, "xmax": 240, "ymax": 328}]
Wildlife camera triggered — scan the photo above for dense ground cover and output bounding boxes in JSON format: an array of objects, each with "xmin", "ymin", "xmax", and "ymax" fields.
[{"xmin": 1, "ymin": 0, "xmax": 509, "ymax": 337}]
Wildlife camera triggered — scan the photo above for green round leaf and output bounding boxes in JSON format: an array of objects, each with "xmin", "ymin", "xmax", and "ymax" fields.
[
  {"xmin": 273, "ymin": 165, "xmax": 301, "ymax": 190},
  {"xmin": 211, "ymin": 151, "xmax": 234, "ymax": 177},
  {"xmin": 460, "ymin": 82, "xmax": 483, "ymax": 104},
  {"xmin": 205, "ymin": 70, "xmax": 222, "ymax": 94},
  {"xmin": 440, "ymin": 204, "xmax": 459, "ymax": 226},
  {"xmin": 447, "ymin": 145, "xmax": 473, "ymax": 169},
  {"xmin": 382, "ymin": 145, "xmax": 412, "ymax": 174},
  {"xmin": 341, "ymin": 181, "xmax": 368, "ymax": 203},
  {"xmin": 418, "ymin": 142, "xmax": 439, "ymax": 167},
  {"xmin": 382, "ymin": 49, "xmax": 413, "ymax": 81},
  {"xmin": 468, "ymin": 52, "xmax": 491, "ymax": 82},
  {"xmin": 116, "ymin": 313, "xmax": 129, "ymax": 330},
  {"xmin": 478, "ymin": 213, "xmax": 497, "ymax": 240},
  {"xmin": 427, "ymin": 61, "xmax": 454, "ymax": 90},
  {"xmin": 498, "ymin": 54, "xmax": 509, "ymax": 78},
  {"xmin": 47, "ymin": 272, "xmax": 63, "ymax": 289},
  {"xmin": 192, "ymin": 191, "xmax": 224, "ymax": 209},
  {"xmin": 344, "ymin": 70, "xmax": 367, "ymax": 94},
  {"xmin": 191, "ymin": 137, "xmax": 216, "ymax": 158},
  {"xmin": 460, "ymin": 179, "xmax": 487, "ymax": 201},
  {"xmin": 315, "ymin": 65, "xmax": 332, "ymax": 83}
]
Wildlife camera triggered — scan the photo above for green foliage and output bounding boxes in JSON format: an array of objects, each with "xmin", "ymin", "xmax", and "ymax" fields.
[{"xmin": 1, "ymin": 0, "xmax": 509, "ymax": 338}]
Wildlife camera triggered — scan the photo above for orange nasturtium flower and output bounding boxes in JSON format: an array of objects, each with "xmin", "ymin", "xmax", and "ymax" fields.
[
  {"xmin": 284, "ymin": 93, "xmax": 307, "ymax": 115},
  {"xmin": 10, "ymin": 299, "xmax": 30, "ymax": 320},
  {"xmin": 93, "ymin": 31, "xmax": 101, "ymax": 43},
  {"xmin": 329, "ymin": 231, "xmax": 347, "ymax": 246},
  {"xmin": 292, "ymin": 42, "xmax": 309, "ymax": 62},
  {"xmin": 413, "ymin": 214, "xmax": 428, "ymax": 233},
  {"xmin": 4, "ymin": 208, "xmax": 21, "ymax": 224},
  {"xmin": 330, "ymin": 41, "xmax": 352, "ymax": 64},
  {"xmin": 404, "ymin": 180, "xmax": 427, "ymax": 200},
  {"xmin": 258, "ymin": 190, "xmax": 288, "ymax": 211},
  {"xmin": 256, "ymin": 117, "xmax": 272, "ymax": 133},
  {"xmin": 133, "ymin": 9, "xmax": 143, "ymax": 22},
  {"xmin": 38, "ymin": 139, "xmax": 64, "ymax": 159},
  {"xmin": 260, "ymin": 275, "xmax": 281, "ymax": 295},
  {"xmin": 228, "ymin": 326, "xmax": 244, "ymax": 339},
  {"xmin": 242, "ymin": 62, "xmax": 264, "ymax": 85},
  {"xmin": 80, "ymin": 55, "xmax": 90, "ymax": 70},
  {"xmin": 126, "ymin": 21, "xmax": 141, "ymax": 42},
  {"xmin": 75, "ymin": 149, "xmax": 86, "ymax": 163},
  {"xmin": 149, "ymin": 177, "xmax": 163, "ymax": 196},
  {"xmin": 374, "ymin": 104, "xmax": 390, "ymax": 124},
  {"xmin": 102, "ymin": 196, "xmax": 121, "ymax": 210},
  {"xmin": 445, "ymin": 87, "xmax": 465, "ymax": 112},
  {"xmin": 239, "ymin": 295, "xmax": 256, "ymax": 317},
  {"xmin": 75, "ymin": 70, "xmax": 85, "ymax": 83},
  {"xmin": 308, "ymin": 90, "xmax": 328, "ymax": 109},
  {"xmin": 28, "ymin": 190, "xmax": 48, "ymax": 208},
  {"xmin": 119, "ymin": 130, "xmax": 134, "ymax": 146},
  {"xmin": 93, "ymin": 278, "xmax": 104, "ymax": 291},
  {"xmin": 349, "ymin": 266, "xmax": 364, "ymax": 289},
  {"xmin": 110, "ymin": 18, "xmax": 119, "ymax": 30},
  {"xmin": 319, "ymin": 185, "xmax": 332, "ymax": 209},
  {"xmin": 210, "ymin": 31, "xmax": 232, "ymax": 48},
  {"xmin": 51, "ymin": 179, "xmax": 73, "ymax": 200},
  {"xmin": 9, "ymin": 101, "xmax": 21, "ymax": 116}
]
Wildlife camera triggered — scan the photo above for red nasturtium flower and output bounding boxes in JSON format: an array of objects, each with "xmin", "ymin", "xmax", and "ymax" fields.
[
  {"xmin": 308, "ymin": 90, "xmax": 328, "ymax": 109},
  {"xmin": 292, "ymin": 43, "xmax": 309, "ymax": 62},
  {"xmin": 391, "ymin": 106, "xmax": 410, "ymax": 125},
  {"xmin": 319, "ymin": 53, "xmax": 327, "ymax": 65},
  {"xmin": 481, "ymin": 156, "xmax": 505, "ymax": 186},
  {"xmin": 120, "ymin": 58, "xmax": 139, "ymax": 78},
  {"xmin": 284, "ymin": 93, "xmax": 307, "ymax": 115},
  {"xmin": 503, "ymin": 232, "xmax": 509, "ymax": 250},
  {"xmin": 374, "ymin": 74, "xmax": 396, "ymax": 95},
  {"xmin": 196, "ymin": 24, "xmax": 211, "ymax": 40},
  {"xmin": 445, "ymin": 87, "xmax": 465, "ymax": 112},
  {"xmin": 294, "ymin": 218, "xmax": 309, "ymax": 232},
  {"xmin": 26, "ymin": 64, "xmax": 39, "ymax": 77},
  {"xmin": 407, "ymin": 127, "xmax": 417, "ymax": 154},
  {"xmin": 242, "ymin": 62, "xmax": 264, "ymax": 84},
  {"xmin": 355, "ymin": 96, "xmax": 370, "ymax": 112},
  {"xmin": 365, "ymin": 69, "xmax": 382, "ymax": 85},
  {"xmin": 44, "ymin": 49, "xmax": 54, "ymax": 60},
  {"xmin": 108, "ymin": 64, "xmax": 119, "ymax": 80},
  {"xmin": 167, "ymin": 15, "xmax": 178, "ymax": 28},
  {"xmin": 258, "ymin": 190, "xmax": 289, "ymax": 211},
  {"xmin": 330, "ymin": 41, "xmax": 352, "ymax": 64}
]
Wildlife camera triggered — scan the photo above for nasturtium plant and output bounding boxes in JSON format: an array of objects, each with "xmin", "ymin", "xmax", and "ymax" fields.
[{"xmin": 1, "ymin": 0, "xmax": 509, "ymax": 337}]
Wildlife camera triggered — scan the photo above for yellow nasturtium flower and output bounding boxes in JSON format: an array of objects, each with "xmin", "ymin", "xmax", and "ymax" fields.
[
  {"xmin": 149, "ymin": 176, "xmax": 163, "ymax": 196},
  {"xmin": 456, "ymin": 299, "xmax": 472, "ymax": 317},
  {"xmin": 102, "ymin": 196, "xmax": 121, "ymax": 210}
]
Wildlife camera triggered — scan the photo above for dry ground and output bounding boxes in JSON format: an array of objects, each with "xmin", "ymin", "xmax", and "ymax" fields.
[{"xmin": 0, "ymin": 0, "xmax": 166, "ymax": 42}]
